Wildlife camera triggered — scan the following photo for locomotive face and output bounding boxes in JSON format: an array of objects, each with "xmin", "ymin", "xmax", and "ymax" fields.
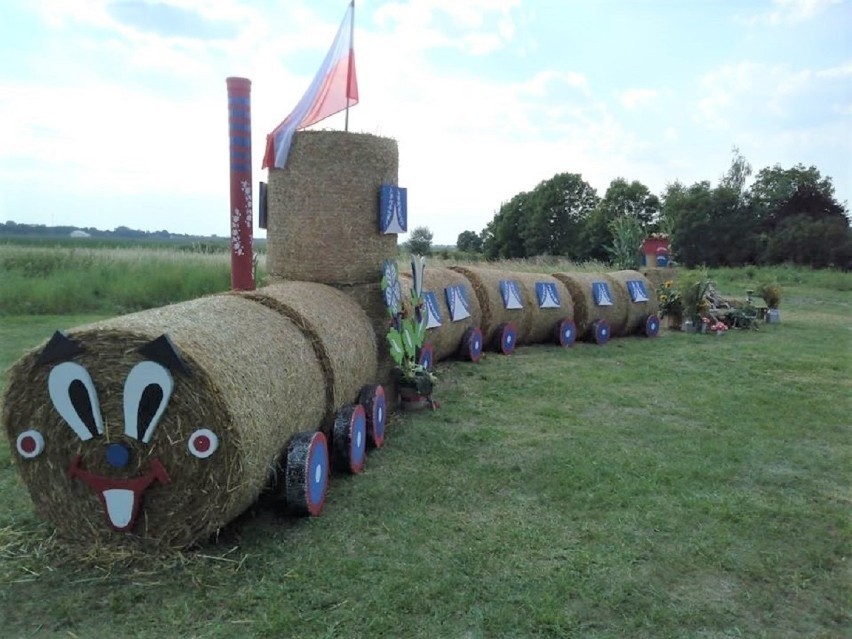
[{"xmin": 6, "ymin": 331, "xmax": 228, "ymax": 542}]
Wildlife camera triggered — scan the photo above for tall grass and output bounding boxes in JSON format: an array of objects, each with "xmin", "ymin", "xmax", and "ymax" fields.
[
  {"xmin": 711, "ymin": 264, "xmax": 852, "ymax": 292},
  {"xmin": 404, "ymin": 252, "xmax": 611, "ymax": 273},
  {"xmin": 0, "ymin": 245, "xmax": 267, "ymax": 315}
]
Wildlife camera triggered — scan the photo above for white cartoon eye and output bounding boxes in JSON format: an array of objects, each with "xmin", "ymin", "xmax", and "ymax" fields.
[
  {"xmin": 188, "ymin": 428, "xmax": 219, "ymax": 459},
  {"xmin": 48, "ymin": 362, "xmax": 104, "ymax": 441},
  {"xmin": 124, "ymin": 361, "xmax": 174, "ymax": 444},
  {"xmin": 16, "ymin": 429, "xmax": 45, "ymax": 459}
]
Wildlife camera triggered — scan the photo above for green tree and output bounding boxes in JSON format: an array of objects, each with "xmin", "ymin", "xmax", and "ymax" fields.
[
  {"xmin": 522, "ymin": 173, "xmax": 598, "ymax": 258},
  {"xmin": 584, "ymin": 178, "xmax": 660, "ymax": 261},
  {"xmin": 405, "ymin": 226, "xmax": 433, "ymax": 255},
  {"xmin": 482, "ymin": 192, "xmax": 531, "ymax": 259},
  {"xmin": 661, "ymin": 180, "xmax": 715, "ymax": 267},
  {"xmin": 661, "ymin": 149, "xmax": 764, "ymax": 267},
  {"xmin": 456, "ymin": 230, "xmax": 483, "ymax": 253},
  {"xmin": 765, "ymin": 215, "xmax": 852, "ymax": 268},
  {"xmin": 711, "ymin": 148, "xmax": 760, "ymax": 265},
  {"xmin": 750, "ymin": 163, "xmax": 840, "ymax": 229},
  {"xmin": 719, "ymin": 145, "xmax": 752, "ymax": 194},
  {"xmin": 750, "ymin": 163, "xmax": 849, "ymax": 266}
]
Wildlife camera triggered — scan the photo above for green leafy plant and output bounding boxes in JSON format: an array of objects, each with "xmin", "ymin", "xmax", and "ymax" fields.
[
  {"xmin": 757, "ymin": 280, "xmax": 781, "ymax": 308},
  {"xmin": 656, "ymin": 279, "xmax": 683, "ymax": 318},
  {"xmin": 679, "ymin": 270, "xmax": 712, "ymax": 321},
  {"xmin": 606, "ymin": 215, "xmax": 644, "ymax": 269},
  {"xmin": 380, "ymin": 256, "xmax": 435, "ymax": 395}
]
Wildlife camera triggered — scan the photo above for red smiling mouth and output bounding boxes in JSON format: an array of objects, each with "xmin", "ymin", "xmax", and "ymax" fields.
[{"xmin": 68, "ymin": 455, "xmax": 171, "ymax": 532}]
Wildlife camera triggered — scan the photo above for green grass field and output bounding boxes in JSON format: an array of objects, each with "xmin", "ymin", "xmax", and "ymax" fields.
[
  {"xmin": 0, "ymin": 242, "xmax": 265, "ymax": 315},
  {"xmin": 0, "ymin": 244, "xmax": 850, "ymax": 638}
]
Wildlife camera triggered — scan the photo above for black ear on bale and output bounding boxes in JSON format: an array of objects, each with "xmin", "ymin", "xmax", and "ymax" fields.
[
  {"xmin": 35, "ymin": 331, "xmax": 84, "ymax": 367},
  {"xmin": 138, "ymin": 334, "xmax": 192, "ymax": 377}
]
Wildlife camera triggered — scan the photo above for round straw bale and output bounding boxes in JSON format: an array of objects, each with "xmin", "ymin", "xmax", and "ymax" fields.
[
  {"xmin": 266, "ymin": 131, "xmax": 398, "ymax": 285},
  {"xmin": 2, "ymin": 295, "xmax": 327, "ymax": 550},
  {"xmin": 642, "ymin": 267, "xmax": 673, "ymax": 295},
  {"xmin": 332, "ymin": 281, "xmax": 396, "ymax": 391},
  {"xmin": 240, "ymin": 282, "xmax": 377, "ymax": 432},
  {"xmin": 401, "ymin": 268, "xmax": 482, "ymax": 361},
  {"xmin": 608, "ymin": 270, "xmax": 660, "ymax": 335},
  {"xmin": 552, "ymin": 272, "xmax": 625, "ymax": 338},
  {"xmin": 510, "ymin": 272, "xmax": 574, "ymax": 345},
  {"xmin": 451, "ymin": 266, "xmax": 533, "ymax": 347}
]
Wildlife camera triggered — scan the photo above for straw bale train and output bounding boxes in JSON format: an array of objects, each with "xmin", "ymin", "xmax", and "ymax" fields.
[{"xmin": 1, "ymin": 132, "xmax": 660, "ymax": 550}]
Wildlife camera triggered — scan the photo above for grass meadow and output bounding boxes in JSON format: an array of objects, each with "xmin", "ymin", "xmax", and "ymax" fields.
[{"xmin": 0, "ymin": 241, "xmax": 850, "ymax": 638}]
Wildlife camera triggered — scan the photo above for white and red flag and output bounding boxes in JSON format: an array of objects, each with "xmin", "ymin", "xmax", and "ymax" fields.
[{"xmin": 262, "ymin": 1, "xmax": 359, "ymax": 169}]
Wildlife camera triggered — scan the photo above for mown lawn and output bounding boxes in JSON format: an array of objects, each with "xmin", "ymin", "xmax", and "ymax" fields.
[{"xmin": 0, "ymin": 267, "xmax": 850, "ymax": 638}]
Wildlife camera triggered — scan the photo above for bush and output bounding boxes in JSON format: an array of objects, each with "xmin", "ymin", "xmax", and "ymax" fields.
[{"xmin": 757, "ymin": 280, "xmax": 781, "ymax": 308}]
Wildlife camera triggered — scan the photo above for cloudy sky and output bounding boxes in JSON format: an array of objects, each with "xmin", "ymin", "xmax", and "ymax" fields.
[{"xmin": 0, "ymin": 0, "xmax": 849, "ymax": 244}]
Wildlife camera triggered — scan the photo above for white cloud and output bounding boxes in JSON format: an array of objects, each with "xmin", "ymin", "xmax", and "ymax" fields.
[
  {"xmin": 739, "ymin": 0, "xmax": 844, "ymax": 25},
  {"xmin": 695, "ymin": 59, "xmax": 850, "ymax": 129},
  {"xmin": 2, "ymin": 0, "xmax": 848, "ymax": 241},
  {"xmin": 618, "ymin": 88, "xmax": 658, "ymax": 111},
  {"xmin": 373, "ymin": 0, "xmax": 520, "ymax": 54}
]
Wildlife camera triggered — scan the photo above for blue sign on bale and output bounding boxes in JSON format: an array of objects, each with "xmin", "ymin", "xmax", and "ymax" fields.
[
  {"xmin": 499, "ymin": 280, "xmax": 524, "ymax": 310},
  {"xmin": 593, "ymin": 281, "xmax": 614, "ymax": 306},
  {"xmin": 535, "ymin": 282, "xmax": 561, "ymax": 308},
  {"xmin": 445, "ymin": 285, "xmax": 471, "ymax": 322},
  {"xmin": 627, "ymin": 280, "xmax": 650, "ymax": 303},
  {"xmin": 379, "ymin": 185, "xmax": 407, "ymax": 234},
  {"xmin": 423, "ymin": 291, "xmax": 442, "ymax": 328}
]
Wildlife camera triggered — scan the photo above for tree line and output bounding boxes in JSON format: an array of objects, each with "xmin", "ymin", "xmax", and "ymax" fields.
[
  {"xmin": 0, "ymin": 221, "xmax": 187, "ymax": 239},
  {"xmin": 455, "ymin": 150, "xmax": 851, "ymax": 270}
]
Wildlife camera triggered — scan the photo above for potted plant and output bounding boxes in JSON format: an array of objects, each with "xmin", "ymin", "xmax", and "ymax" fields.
[
  {"xmin": 380, "ymin": 255, "xmax": 437, "ymax": 410},
  {"xmin": 679, "ymin": 270, "xmax": 712, "ymax": 333},
  {"xmin": 656, "ymin": 279, "xmax": 684, "ymax": 329},
  {"xmin": 758, "ymin": 280, "xmax": 781, "ymax": 323}
]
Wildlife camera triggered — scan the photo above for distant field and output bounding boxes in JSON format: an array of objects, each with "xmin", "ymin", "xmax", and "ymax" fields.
[
  {"xmin": 0, "ymin": 234, "xmax": 268, "ymax": 252},
  {"xmin": 0, "ymin": 248, "xmax": 850, "ymax": 638},
  {"xmin": 0, "ymin": 241, "xmax": 266, "ymax": 315}
]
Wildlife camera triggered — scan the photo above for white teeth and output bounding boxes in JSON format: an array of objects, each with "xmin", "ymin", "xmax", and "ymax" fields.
[{"xmin": 102, "ymin": 489, "xmax": 135, "ymax": 529}]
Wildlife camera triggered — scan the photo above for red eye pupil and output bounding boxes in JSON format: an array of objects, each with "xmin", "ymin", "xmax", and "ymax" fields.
[
  {"xmin": 20, "ymin": 436, "xmax": 37, "ymax": 454},
  {"xmin": 193, "ymin": 435, "xmax": 210, "ymax": 453}
]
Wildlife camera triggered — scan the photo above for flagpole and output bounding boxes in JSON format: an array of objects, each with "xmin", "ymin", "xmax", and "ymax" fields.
[{"xmin": 345, "ymin": 0, "xmax": 355, "ymax": 132}]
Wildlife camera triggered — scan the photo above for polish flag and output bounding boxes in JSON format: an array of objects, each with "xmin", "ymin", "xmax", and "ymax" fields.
[{"xmin": 263, "ymin": 1, "xmax": 359, "ymax": 169}]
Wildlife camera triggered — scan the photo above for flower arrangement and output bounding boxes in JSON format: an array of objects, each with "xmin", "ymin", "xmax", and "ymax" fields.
[
  {"xmin": 710, "ymin": 320, "xmax": 728, "ymax": 334},
  {"xmin": 656, "ymin": 280, "xmax": 683, "ymax": 318},
  {"xmin": 380, "ymin": 256, "xmax": 435, "ymax": 397},
  {"xmin": 679, "ymin": 270, "xmax": 712, "ymax": 322}
]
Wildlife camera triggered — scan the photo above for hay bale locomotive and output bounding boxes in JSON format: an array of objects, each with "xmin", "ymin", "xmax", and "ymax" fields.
[{"xmin": 2, "ymin": 131, "xmax": 659, "ymax": 550}]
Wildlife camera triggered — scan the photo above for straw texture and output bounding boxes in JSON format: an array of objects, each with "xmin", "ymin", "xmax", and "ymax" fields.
[
  {"xmin": 608, "ymin": 270, "xmax": 660, "ymax": 335},
  {"xmin": 511, "ymin": 272, "xmax": 575, "ymax": 345},
  {"xmin": 266, "ymin": 131, "xmax": 399, "ymax": 285},
  {"xmin": 642, "ymin": 267, "xmax": 674, "ymax": 295},
  {"xmin": 552, "ymin": 272, "xmax": 625, "ymax": 338},
  {"xmin": 403, "ymin": 268, "xmax": 482, "ymax": 361},
  {"xmin": 333, "ymin": 281, "xmax": 396, "ymax": 390},
  {"xmin": 240, "ymin": 281, "xmax": 377, "ymax": 433},
  {"xmin": 2, "ymin": 295, "xmax": 326, "ymax": 549},
  {"xmin": 449, "ymin": 266, "xmax": 531, "ymax": 347}
]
